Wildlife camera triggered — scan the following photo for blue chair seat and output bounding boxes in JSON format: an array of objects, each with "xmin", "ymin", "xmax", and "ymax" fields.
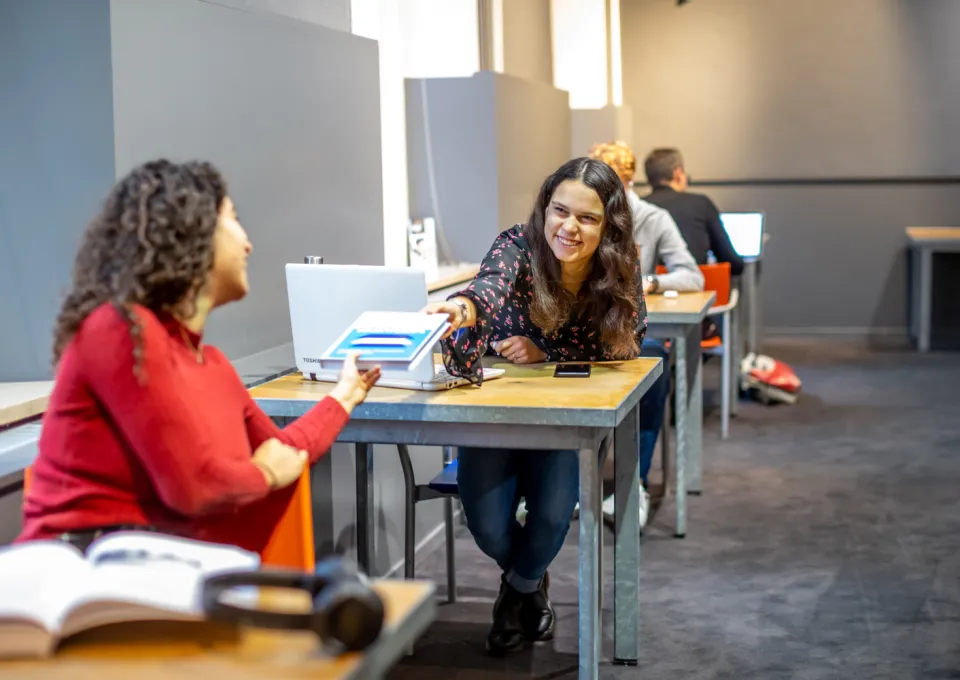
[{"xmin": 427, "ymin": 459, "xmax": 459, "ymax": 495}]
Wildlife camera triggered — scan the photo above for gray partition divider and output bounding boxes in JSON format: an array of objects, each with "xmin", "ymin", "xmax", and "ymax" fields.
[
  {"xmin": 0, "ymin": 0, "xmax": 384, "ymax": 381},
  {"xmin": 406, "ymin": 71, "xmax": 572, "ymax": 263}
]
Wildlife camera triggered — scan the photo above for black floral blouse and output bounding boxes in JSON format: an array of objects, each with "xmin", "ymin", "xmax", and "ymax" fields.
[{"xmin": 442, "ymin": 225, "xmax": 647, "ymax": 382}]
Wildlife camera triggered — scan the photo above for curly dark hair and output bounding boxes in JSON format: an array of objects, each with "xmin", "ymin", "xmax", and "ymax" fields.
[
  {"xmin": 52, "ymin": 159, "xmax": 228, "ymax": 372},
  {"xmin": 523, "ymin": 157, "xmax": 640, "ymax": 359}
]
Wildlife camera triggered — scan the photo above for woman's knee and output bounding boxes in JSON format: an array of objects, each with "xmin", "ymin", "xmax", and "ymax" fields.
[
  {"xmin": 524, "ymin": 494, "xmax": 576, "ymax": 543},
  {"xmin": 465, "ymin": 511, "xmax": 513, "ymax": 558}
]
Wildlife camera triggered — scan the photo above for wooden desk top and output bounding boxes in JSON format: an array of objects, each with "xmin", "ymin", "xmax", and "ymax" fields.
[
  {"xmin": 906, "ymin": 226, "xmax": 960, "ymax": 244},
  {"xmin": 645, "ymin": 291, "xmax": 716, "ymax": 324},
  {"xmin": 252, "ymin": 357, "xmax": 662, "ymax": 428},
  {"xmin": 426, "ymin": 264, "xmax": 479, "ymax": 293},
  {"xmin": 3, "ymin": 580, "xmax": 435, "ymax": 680},
  {"xmin": 0, "ymin": 381, "xmax": 53, "ymax": 428}
]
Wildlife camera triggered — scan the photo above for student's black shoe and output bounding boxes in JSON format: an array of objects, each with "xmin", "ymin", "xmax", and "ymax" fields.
[
  {"xmin": 520, "ymin": 571, "xmax": 555, "ymax": 641},
  {"xmin": 486, "ymin": 576, "xmax": 525, "ymax": 655}
]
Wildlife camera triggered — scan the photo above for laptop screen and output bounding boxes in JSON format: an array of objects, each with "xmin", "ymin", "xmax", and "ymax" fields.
[{"xmin": 719, "ymin": 212, "xmax": 764, "ymax": 259}]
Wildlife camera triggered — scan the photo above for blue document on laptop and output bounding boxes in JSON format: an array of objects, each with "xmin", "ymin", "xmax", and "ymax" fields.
[{"xmin": 320, "ymin": 311, "xmax": 450, "ymax": 370}]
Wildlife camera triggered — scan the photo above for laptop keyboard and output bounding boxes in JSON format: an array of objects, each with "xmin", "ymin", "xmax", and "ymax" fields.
[{"xmin": 433, "ymin": 366, "xmax": 460, "ymax": 383}]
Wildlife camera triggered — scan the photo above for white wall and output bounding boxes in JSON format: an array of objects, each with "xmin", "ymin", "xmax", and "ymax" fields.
[
  {"xmin": 206, "ymin": 0, "xmax": 352, "ymax": 32},
  {"xmin": 399, "ymin": 0, "xmax": 480, "ymax": 78},
  {"xmin": 551, "ymin": 0, "xmax": 608, "ymax": 108}
]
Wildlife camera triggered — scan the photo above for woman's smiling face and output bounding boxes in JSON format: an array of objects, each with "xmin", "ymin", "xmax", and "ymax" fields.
[{"xmin": 543, "ymin": 179, "xmax": 605, "ymax": 265}]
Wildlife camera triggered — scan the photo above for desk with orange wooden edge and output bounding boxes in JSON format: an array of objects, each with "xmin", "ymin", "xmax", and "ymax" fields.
[
  {"xmin": 0, "ymin": 579, "xmax": 435, "ymax": 680},
  {"xmin": 644, "ymin": 291, "xmax": 716, "ymax": 533},
  {"xmin": 251, "ymin": 356, "xmax": 663, "ymax": 677},
  {"xmin": 906, "ymin": 227, "xmax": 960, "ymax": 352}
]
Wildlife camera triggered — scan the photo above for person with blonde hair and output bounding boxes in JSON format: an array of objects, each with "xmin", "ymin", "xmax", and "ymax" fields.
[{"xmin": 588, "ymin": 140, "xmax": 703, "ymax": 529}]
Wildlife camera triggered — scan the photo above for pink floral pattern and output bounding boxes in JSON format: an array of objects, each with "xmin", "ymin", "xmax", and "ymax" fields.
[{"xmin": 442, "ymin": 225, "xmax": 647, "ymax": 382}]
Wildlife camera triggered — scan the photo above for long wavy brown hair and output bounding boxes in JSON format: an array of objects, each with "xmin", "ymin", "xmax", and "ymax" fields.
[
  {"xmin": 52, "ymin": 159, "xmax": 227, "ymax": 372},
  {"xmin": 523, "ymin": 157, "xmax": 640, "ymax": 359}
]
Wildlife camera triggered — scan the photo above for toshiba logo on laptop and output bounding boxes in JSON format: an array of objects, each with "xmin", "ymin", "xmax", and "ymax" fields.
[{"xmin": 303, "ymin": 357, "xmax": 323, "ymax": 364}]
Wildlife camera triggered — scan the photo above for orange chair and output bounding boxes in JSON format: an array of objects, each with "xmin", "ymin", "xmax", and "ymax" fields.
[
  {"xmin": 655, "ymin": 262, "xmax": 739, "ymax": 439},
  {"xmin": 22, "ymin": 465, "xmax": 316, "ymax": 571},
  {"xmin": 260, "ymin": 469, "xmax": 316, "ymax": 571}
]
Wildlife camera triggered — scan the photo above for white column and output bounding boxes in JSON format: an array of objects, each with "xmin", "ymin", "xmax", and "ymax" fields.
[
  {"xmin": 551, "ymin": 0, "xmax": 609, "ymax": 109},
  {"xmin": 351, "ymin": 0, "xmax": 480, "ymax": 266},
  {"xmin": 398, "ymin": 0, "xmax": 480, "ymax": 78},
  {"xmin": 478, "ymin": 0, "xmax": 505, "ymax": 73},
  {"xmin": 351, "ymin": 0, "xmax": 409, "ymax": 266},
  {"xmin": 552, "ymin": 0, "xmax": 632, "ymax": 155}
]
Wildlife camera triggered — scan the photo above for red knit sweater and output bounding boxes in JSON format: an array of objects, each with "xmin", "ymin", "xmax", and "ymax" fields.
[{"xmin": 17, "ymin": 303, "xmax": 348, "ymax": 553}]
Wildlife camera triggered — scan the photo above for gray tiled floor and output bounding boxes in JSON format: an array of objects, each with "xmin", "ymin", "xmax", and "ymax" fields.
[{"xmin": 389, "ymin": 339, "xmax": 960, "ymax": 679}]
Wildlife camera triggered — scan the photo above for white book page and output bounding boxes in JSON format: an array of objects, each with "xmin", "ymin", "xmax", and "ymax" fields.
[
  {"xmin": 58, "ymin": 532, "xmax": 259, "ymax": 638},
  {"xmin": 0, "ymin": 541, "xmax": 90, "ymax": 657},
  {"xmin": 0, "ymin": 541, "xmax": 87, "ymax": 632}
]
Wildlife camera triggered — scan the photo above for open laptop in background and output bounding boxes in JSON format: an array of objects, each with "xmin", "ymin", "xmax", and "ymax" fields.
[
  {"xmin": 719, "ymin": 212, "xmax": 765, "ymax": 261},
  {"xmin": 285, "ymin": 264, "xmax": 503, "ymax": 391}
]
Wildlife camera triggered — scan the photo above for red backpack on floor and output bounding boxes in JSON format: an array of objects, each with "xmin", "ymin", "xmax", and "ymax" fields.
[{"xmin": 740, "ymin": 353, "xmax": 801, "ymax": 405}]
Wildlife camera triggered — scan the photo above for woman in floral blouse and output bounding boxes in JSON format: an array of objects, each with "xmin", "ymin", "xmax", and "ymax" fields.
[{"xmin": 424, "ymin": 157, "xmax": 647, "ymax": 655}]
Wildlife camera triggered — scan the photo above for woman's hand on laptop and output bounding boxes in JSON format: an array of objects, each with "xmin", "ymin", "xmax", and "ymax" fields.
[
  {"xmin": 422, "ymin": 297, "xmax": 476, "ymax": 339},
  {"xmin": 493, "ymin": 336, "xmax": 546, "ymax": 364},
  {"xmin": 330, "ymin": 351, "xmax": 381, "ymax": 413}
]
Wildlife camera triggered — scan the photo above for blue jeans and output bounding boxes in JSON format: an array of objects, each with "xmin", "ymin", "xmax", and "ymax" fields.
[
  {"xmin": 456, "ymin": 447, "xmax": 579, "ymax": 593},
  {"xmin": 639, "ymin": 338, "xmax": 670, "ymax": 486}
]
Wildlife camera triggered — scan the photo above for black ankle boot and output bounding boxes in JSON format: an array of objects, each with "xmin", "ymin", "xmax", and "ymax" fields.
[
  {"xmin": 486, "ymin": 576, "xmax": 525, "ymax": 655},
  {"xmin": 521, "ymin": 571, "xmax": 556, "ymax": 641}
]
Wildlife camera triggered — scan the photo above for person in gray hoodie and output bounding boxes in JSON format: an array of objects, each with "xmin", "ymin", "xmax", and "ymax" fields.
[{"xmin": 589, "ymin": 141, "xmax": 703, "ymax": 529}]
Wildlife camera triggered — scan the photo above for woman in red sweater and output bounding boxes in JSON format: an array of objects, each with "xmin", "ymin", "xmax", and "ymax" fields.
[{"xmin": 18, "ymin": 159, "xmax": 380, "ymax": 553}]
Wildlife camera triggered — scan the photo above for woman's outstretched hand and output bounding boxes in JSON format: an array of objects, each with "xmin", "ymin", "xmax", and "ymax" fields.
[{"xmin": 330, "ymin": 351, "xmax": 381, "ymax": 413}]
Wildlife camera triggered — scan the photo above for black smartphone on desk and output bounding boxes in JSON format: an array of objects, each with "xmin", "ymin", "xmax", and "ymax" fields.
[{"xmin": 554, "ymin": 363, "xmax": 591, "ymax": 378}]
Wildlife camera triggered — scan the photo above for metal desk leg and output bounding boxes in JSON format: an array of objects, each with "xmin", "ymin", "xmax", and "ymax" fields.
[
  {"xmin": 673, "ymin": 333, "xmax": 688, "ymax": 538},
  {"xmin": 613, "ymin": 403, "xmax": 641, "ymax": 665},
  {"xmin": 442, "ymin": 446, "xmax": 457, "ymax": 603},
  {"xmin": 730, "ymin": 300, "xmax": 741, "ymax": 418},
  {"xmin": 578, "ymin": 444, "xmax": 601, "ymax": 680},
  {"xmin": 743, "ymin": 260, "xmax": 762, "ymax": 355},
  {"xmin": 918, "ymin": 247, "xmax": 933, "ymax": 352},
  {"xmin": 721, "ymin": 309, "xmax": 731, "ymax": 439},
  {"xmin": 679, "ymin": 324, "xmax": 704, "ymax": 495},
  {"xmin": 690, "ymin": 328, "xmax": 704, "ymax": 493},
  {"xmin": 355, "ymin": 443, "xmax": 375, "ymax": 574},
  {"xmin": 397, "ymin": 445, "xmax": 416, "ymax": 579}
]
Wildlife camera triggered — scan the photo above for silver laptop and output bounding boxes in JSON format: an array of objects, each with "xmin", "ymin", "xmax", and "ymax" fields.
[
  {"xmin": 719, "ymin": 212, "xmax": 765, "ymax": 261},
  {"xmin": 285, "ymin": 263, "xmax": 503, "ymax": 391}
]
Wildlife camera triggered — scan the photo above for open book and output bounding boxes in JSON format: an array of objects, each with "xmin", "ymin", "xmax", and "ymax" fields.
[
  {"xmin": 0, "ymin": 532, "xmax": 259, "ymax": 659},
  {"xmin": 320, "ymin": 311, "xmax": 450, "ymax": 372}
]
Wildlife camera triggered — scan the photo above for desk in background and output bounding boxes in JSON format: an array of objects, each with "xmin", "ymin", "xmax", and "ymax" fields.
[
  {"xmin": 252, "ymin": 357, "xmax": 662, "ymax": 678},
  {"xmin": 907, "ymin": 227, "xmax": 960, "ymax": 352},
  {"xmin": 645, "ymin": 291, "xmax": 716, "ymax": 535},
  {"xmin": 0, "ymin": 382, "xmax": 53, "ymax": 430},
  {"xmin": 2, "ymin": 580, "xmax": 435, "ymax": 680},
  {"xmin": 426, "ymin": 263, "xmax": 479, "ymax": 294}
]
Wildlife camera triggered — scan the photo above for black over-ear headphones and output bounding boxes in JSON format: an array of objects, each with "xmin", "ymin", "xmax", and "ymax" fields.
[{"xmin": 202, "ymin": 556, "xmax": 385, "ymax": 652}]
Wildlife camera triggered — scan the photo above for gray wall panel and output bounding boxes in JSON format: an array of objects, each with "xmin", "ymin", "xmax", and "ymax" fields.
[
  {"xmin": 109, "ymin": 0, "xmax": 384, "ymax": 359},
  {"xmin": 406, "ymin": 75, "xmax": 498, "ymax": 263},
  {"xmin": 622, "ymin": 0, "xmax": 960, "ymax": 336},
  {"xmin": 696, "ymin": 184, "xmax": 960, "ymax": 334},
  {"xmin": 407, "ymin": 72, "xmax": 571, "ymax": 261},
  {"xmin": 0, "ymin": 0, "xmax": 116, "ymax": 381},
  {"xmin": 203, "ymin": 0, "xmax": 352, "ymax": 32},
  {"xmin": 494, "ymin": 73, "xmax": 571, "ymax": 229},
  {"xmin": 622, "ymin": 0, "xmax": 960, "ymax": 180}
]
